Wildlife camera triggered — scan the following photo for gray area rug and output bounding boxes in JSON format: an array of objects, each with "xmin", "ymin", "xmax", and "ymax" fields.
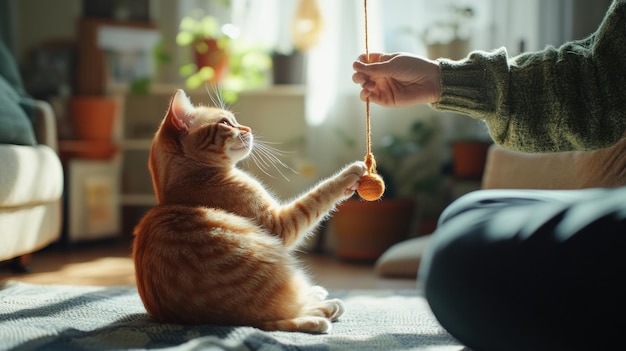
[{"xmin": 0, "ymin": 281, "xmax": 463, "ymax": 351}]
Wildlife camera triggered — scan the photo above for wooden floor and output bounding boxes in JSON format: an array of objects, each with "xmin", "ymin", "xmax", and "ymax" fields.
[{"xmin": 0, "ymin": 237, "xmax": 417, "ymax": 290}]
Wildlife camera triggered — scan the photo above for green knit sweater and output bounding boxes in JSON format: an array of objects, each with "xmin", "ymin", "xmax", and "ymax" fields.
[{"xmin": 432, "ymin": 0, "xmax": 626, "ymax": 152}]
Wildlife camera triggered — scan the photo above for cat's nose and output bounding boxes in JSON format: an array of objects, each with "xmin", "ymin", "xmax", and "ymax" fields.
[{"xmin": 239, "ymin": 125, "xmax": 251, "ymax": 133}]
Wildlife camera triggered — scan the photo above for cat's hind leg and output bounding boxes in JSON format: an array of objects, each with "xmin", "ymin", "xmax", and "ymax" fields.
[
  {"xmin": 258, "ymin": 316, "xmax": 332, "ymax": 333},
  {"xmin": 306, "ymin": 286, "xmax": 344, "ymax": 321},
  {"xmin": 309, "ymin": 285, "xmax": 329, "ymax": 301},
  {"xmin": 303, "ymin": 298, "xmax": 345, "ymax": 322},
  {"xmin": 256, "ymin": 296, "xmax": 344, "ymax": 333}
]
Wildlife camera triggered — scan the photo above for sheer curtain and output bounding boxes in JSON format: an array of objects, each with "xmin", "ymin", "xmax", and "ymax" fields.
[{"xmin": 303, "ymin": 0, "xmax": 384, "ymax": 177}]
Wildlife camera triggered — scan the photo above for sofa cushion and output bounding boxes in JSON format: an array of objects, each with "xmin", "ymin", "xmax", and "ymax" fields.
[
  {"xmin": 0, "ymin": 40, "xmax": 36, "ymax": 146},
  {"xmin": 375, "ymin": 235, "xmax": 431, "ymax": 278},
  {"xmin": 482, "ymin": 138, "xmax": 626, "ymax": 190},
  {"xmin": 0, "ymin": 144, "xmax": 63, "ymax": 207},
  {"xmin": 0, "ymin": 202, "xmax": 62, "ymax": 261}
]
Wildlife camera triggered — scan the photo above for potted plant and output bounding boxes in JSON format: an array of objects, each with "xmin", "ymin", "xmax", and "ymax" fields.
[
  {"xmin": 176, "ymin": 9, "xmax": 272, "ymax": 103},
  {"xmin": 331, "ymin": 117, "xmax": 443, "ymax": 261},
  {"xmin": 424, "ymin": 6, "xmax": 474, "ymax": 60},
  {"xmin": 402, "ymin": 5, "xmax": 474, "ymax": 60},
  {"xmin": 220, "ymin": 40, "xmax": 272, "ymax": 103},
  {"xmin": 177, "ymin": 10, "xmax": 231, "ymax": 85}
]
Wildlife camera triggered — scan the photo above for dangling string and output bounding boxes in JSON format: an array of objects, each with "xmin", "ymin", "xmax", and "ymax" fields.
[
  {"xmin": 363, "ymin": 0, "xmax": 375, "ymax": 174},
  {"xmin": 356, "ymin": 0, "xmax": 385, "ymax": 201}
]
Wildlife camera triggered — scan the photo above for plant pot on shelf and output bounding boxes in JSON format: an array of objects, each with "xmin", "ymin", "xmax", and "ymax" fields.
[
  {"xmin": 66, "ymin": 96, "xmax": 118, "ymax": 160},
  {"xmin": 331, "ymin": 198, "xmax": 415, "ymax": 261},
  {"xmin": 70, "ymin": 96, "xmax": 117, "ymax": 140},
  {"xmin": 194, "ymin": 38, "xmax": 228, "ymax": 83},
  {"xmin": 426, "ymin": 38, "xmax": 469, "ymax": 60},
  {"xmin": 272, "ymin": 51, "xmax": 305, "ymax": 85},
  {"xmin": 452, "ymin": 140, "xmax": 491, "ymax": 179}
]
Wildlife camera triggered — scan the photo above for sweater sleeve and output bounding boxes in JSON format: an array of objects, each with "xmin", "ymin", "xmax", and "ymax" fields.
[{"xmin": 431, "ymin": 0, "xmax": 626, "ymax": 152}]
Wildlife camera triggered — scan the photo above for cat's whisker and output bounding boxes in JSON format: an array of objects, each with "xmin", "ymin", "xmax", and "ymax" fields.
[
  {"xmin": 254, "ymin": 143, "xmax": 286, "ymax": 160},
  {"xmin": 204, "ymin": 83, "xmax": 227, "ymax": 109},
  {"xmin": 245, "ymin": 139, "xmax": 298, "ymax": 182},
  {"xmin": 247, "ymin": 151, "xmax": 291, "ymax": 181},
  {"xmin": 253, "ymin": 154, "xmax": 295, "ymax": 182},
  {"xmin": 254, "ymin": 141, "xmax": 293, "ymax": 166},
  {"xmin": 247, "ymin": 153, "xmax": 274, "ymax": 175},
  {"xmin": 254, "ymin": 138, "xmax": 301, "ymax": 157},
  {"xmin": 264, "ymin": 156, "xmax": 295, "ymax": 178},
  {"xmin": 253, "ymin": 139, "xmax": 287, "ymax": 146},
  {"xmin": 204, "ymin": 84, "xmax": 216, "ymax": 106},
  {"xmin": 253, "ymin": 137, "xmax": 295, "ymax": 157},
  {"xmin": 250, "ymin": 148, "xmax": 282, "ymax": 173},
  {"xmin": 238, "ymin": 134, "xmax": 249, "ymax": 149},
  {"xmin": 244, "ymin": 140, "xmax": 275, "ymax": 172}
]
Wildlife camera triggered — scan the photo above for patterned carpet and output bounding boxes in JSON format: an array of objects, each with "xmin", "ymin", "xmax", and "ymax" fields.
[{"xmin": 0, "ymin": 281, "xmax": 463, "ymax": 351}]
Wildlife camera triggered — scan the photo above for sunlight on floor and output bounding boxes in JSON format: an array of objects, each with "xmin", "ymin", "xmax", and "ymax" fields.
[
  {"xmin": 1, "ymin": 239, "xmax": 416, "ymax": 290},
  {"xmin": 3, "ymin": 256, "xmax": 136, "ymax": 286}
]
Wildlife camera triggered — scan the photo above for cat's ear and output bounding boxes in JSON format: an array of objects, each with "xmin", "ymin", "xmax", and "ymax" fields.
[{"xmin": 168, "ymin": 89, "xmax": 194, "ymax": 131}]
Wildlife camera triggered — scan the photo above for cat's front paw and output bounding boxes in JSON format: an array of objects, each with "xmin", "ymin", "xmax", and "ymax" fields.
[{"xmin": 340, "ymin": 161, "xmax": 367, "ymax": 196}]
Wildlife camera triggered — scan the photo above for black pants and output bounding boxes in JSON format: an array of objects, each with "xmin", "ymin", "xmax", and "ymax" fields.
[{"xmin": 419, "ymin": 187, "xmax": 626, "ymax": 351}]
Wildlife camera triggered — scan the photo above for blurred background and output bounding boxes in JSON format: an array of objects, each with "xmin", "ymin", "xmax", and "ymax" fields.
[{"xmin": 0, "ymin": 0, "xmax": 612, "ymax": 255}]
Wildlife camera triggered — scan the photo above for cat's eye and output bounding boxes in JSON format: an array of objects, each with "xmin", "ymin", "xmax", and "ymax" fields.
[{"xmin": 220, "ymin": 119, "xmax": 233, "ymax": 127}]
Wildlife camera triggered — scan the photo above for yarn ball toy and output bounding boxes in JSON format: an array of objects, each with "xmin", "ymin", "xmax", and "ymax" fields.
[
  {"xmin": 357, "ymin": 173, "xmax": 385, "ymax": 201},
  {"xmin": 357, "ymin": 154, "xmax": 385, "ymax": 201}
]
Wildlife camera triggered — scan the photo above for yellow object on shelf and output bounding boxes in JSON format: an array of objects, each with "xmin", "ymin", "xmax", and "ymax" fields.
[{"xmin": 291, "ymin": 0, "xmax": 323, "ymax": 51}]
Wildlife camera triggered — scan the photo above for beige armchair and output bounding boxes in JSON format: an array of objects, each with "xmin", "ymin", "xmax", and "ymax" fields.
[{"xmin": 0, "ymin": 100, "xmax": 64, "ymax": 272}]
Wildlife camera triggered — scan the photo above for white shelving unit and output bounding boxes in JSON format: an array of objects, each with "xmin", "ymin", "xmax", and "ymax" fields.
[{"xmin": 66, "ymin": 158, "xmax": 121, "ymax": 242}]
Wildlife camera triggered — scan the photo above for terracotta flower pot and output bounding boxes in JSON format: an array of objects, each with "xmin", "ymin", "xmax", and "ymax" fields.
[
  {"xmin": 69, "ymin": 96, "xmax": 117, "ymax": 141},
  {"xmin": 194, "ymin": 38, "xmax": 228, "ymax": 83},
  {"xmin": 452, "ymin": 141, "xmax": 490, "ymax": 179},
  {"xmin": 332, "ymin": 199, "xmax": 415, "ymax": 261}
]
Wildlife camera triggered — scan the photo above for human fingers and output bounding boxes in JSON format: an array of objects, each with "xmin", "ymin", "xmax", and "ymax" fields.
[
  {"xmin": 351, "ymin": 71, "xmax": 369, "ymax": 85},
  {"xmin": 359, "ymin": 88, "xmax": 371, "ymax": 102},
  {"xmin": 357, "ymin": 52, "xmax": 395, "ymax": 63},
  {"xmin": 352, "ymin": 72, "xmax": 377, "ymax": 94},
  {"xmin": 352, "ymin": 59, "xmax": 383, "ymax": 79}
]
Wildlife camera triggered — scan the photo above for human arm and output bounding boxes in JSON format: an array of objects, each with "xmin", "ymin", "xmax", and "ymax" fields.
[
  {"xmin": 353, "ymin": 1, "xmax": 626, "ymax": 152},
  {"xmin": 433, "ymin": 1, "xmax": 626, "ymax": 152}
]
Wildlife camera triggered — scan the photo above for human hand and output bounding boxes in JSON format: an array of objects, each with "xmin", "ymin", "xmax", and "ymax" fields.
[{"xmin": 352, "ymin": 52, "xmax": 442, "ymax": 107}]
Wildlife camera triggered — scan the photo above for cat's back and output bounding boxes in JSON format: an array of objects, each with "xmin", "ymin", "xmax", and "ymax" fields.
[{"xmin": 132, "ymin": 204, "xmax": 303, "ymax": 325}]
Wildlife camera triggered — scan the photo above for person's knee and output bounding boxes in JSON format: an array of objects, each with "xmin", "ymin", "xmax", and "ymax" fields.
[
  {"xmin": 437, "ymin": 189, "xmax": 525, "ymax": 226},
  {"xmin": 418, "ymin": 220, "xmax": 498, "ymax": 348},
  {"xmin": 419, "ymin": 212, "xmax": 497, "ymax": 310}
]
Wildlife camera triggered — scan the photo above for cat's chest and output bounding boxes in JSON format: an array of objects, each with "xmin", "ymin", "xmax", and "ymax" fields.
[
  {"xmin": 207, "ymin": 178, "xmax": 277, "ymax": 225},
  {"xmin": 227, "ymin": 170, "xmax": 275, "ymax": 200}
]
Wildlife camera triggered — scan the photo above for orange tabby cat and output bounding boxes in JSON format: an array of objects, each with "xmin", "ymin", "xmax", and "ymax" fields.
[{"xmin": 133, "ymin": 89, "xmax": 366, "ymax": 333}]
